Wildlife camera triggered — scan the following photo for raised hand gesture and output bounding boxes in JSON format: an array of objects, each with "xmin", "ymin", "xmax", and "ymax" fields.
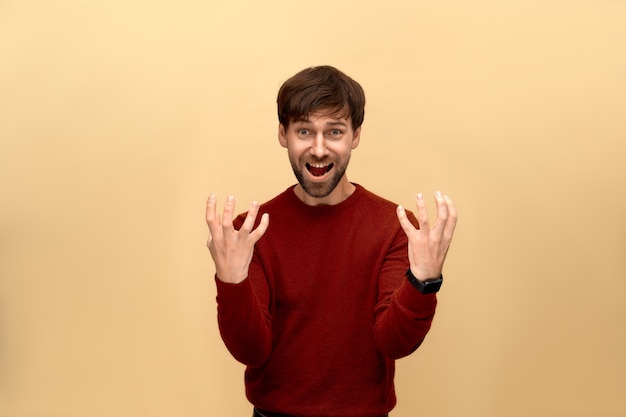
[
  {"xmin": 206, "ymin": 195, "xmax": 269, "ymax": 284},
  {"xmin": 396, "ymin": 191, "xmax": 457, "ymax": 281}
]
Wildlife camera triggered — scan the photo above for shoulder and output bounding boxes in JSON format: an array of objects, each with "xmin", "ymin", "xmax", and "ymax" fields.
[
  {"xmin": 233, "ymin": 187, "xmax": 295, "ymax": 228},
  {"xmin": 355, "ymin": 184, "xmax": 398, "ymax": 208},
  {"xmin": 258, "ymin": 186, "xmax": 296, "ymax": 210},
  {"xmin": 352, "ymin": 184, "xmax": 401, "ymax": 216},
  {"xmin": 353, "ymin": 184, "xmax": 418, "ymax": 228}
]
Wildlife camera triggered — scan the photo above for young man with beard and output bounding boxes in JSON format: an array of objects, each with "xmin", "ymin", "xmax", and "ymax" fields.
[{"xmin": 206, "ymin": 65, "xmax": 457, "ymax": 417}]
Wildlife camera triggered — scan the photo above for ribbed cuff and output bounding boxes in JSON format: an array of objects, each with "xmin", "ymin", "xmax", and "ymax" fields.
[{"xmin": 395, "ymin": 279, "xmax": 438, "ymax": 316}]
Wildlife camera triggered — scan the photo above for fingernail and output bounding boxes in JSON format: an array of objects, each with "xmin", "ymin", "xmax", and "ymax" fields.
[
  {"xmin": 435, "ymin": 191, "xmax": 442, "ymax": 198},
  {"xmin": 209, "ymin": 194, "xmax": 216, "ymax": 201},
  {"xmin": 251, "ymin": 201, "xmax": 259, "ymax": 208},
  {"xmin": 417, "ymin": 193, "xmax": 424, "ymax": 201},
  {"xmin": 227, "ymin": 195, "xmax": 235, "ymax": 203}
]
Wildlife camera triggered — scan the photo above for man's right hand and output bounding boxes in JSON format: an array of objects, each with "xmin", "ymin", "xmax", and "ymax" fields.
[{"xmin": 206, "ymin": 195, "xmax": 269, "ymax": 284}]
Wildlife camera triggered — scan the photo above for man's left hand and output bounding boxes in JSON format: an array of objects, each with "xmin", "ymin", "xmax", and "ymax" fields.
[{"xmin": 396, "ymin": 191, "xmax": 458, "ymax": 282}]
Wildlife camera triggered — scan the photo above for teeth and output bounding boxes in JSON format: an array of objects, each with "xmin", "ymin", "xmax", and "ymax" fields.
[{"xmin": 309, "ymin": 163, "xmax": 330, "ymax": 168}]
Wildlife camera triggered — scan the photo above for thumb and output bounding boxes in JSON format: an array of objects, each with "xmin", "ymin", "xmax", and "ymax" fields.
[
  {"xmin": 396, "ymin": 206, "xmax": 415, "ymax": 236},
  {"xmin": 250, "ymin": 213, "xmax": 270, "ymax": 242}
]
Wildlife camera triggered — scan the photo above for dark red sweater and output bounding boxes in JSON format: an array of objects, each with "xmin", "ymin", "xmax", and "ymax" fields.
[{"xmin": 215, "ymin": 184, "xmax": 437, "ymax": 417}]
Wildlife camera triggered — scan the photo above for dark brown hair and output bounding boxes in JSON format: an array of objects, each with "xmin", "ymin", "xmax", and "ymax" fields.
[{"xmin": 277, "ymin": 66, "xmax": 365, "ymax": 130}]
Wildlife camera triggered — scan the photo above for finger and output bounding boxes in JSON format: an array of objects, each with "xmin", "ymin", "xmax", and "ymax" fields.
[
  {"xmin": 206, "ymin": 194, "xmax": 221, "ymax": 235},
  {"xmin": 414, "ymin": 193, "xmax": 431, "ymax": 233},
  {"xmin": 396, "ymin": 205, "xmax": 416, "ymax": 236},
  {"xmin": 206, "ymin": 194, "xmax": 217, "ymax": 224},
  {"xmin": 221, "ymin": 195, "xmax": 236, "ymax": 230},
  {"xmin": 443, "ymin": 194, "xmax": 458, "ymax": 240},
  {"xmin": 433, "ymin": 190, "xmax": 449, "ymax": 229}
]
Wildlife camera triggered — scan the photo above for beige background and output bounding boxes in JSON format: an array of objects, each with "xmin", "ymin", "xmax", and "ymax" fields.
[{"xmin": 1, "ymin": 1, "xmax": 625, "ymax": 416}]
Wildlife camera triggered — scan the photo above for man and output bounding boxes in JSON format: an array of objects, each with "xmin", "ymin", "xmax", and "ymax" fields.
[{"xmin": 206, "ymin": 65, "xmax": 457, "ymax": 417}]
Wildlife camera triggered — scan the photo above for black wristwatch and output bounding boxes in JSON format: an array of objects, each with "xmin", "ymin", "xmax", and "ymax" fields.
[{"xmin": 406, "ymin": 268, "xmax": 443, "ymax": 294}]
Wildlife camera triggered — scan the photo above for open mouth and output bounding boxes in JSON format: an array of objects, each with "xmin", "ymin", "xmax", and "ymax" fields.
[{"xmin": 306, "ymin": 162, "xmax": 334, "ymax": 177}]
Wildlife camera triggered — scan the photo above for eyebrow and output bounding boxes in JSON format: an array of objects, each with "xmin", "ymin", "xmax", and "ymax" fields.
[
  {"xmin": 326, "ymin": 121, "xmax": 348, "ymax": 127},
  {"xmin": 294, "ymin": 118, "xmax": 348, "ymax": 127}
]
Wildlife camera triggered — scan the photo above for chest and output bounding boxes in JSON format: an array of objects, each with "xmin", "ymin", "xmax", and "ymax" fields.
[{"xmin": 256, "ymin": 215, "xmax": 396, "ymax": 313}]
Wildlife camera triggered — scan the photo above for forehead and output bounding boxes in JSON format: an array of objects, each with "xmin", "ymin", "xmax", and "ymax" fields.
[{"xmin": 293, "ymin": 111, "xmax": 351, "ymax": 126}]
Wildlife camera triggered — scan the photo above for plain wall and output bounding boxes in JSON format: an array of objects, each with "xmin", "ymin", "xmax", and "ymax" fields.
[{"xmin": 1, "ymin": 1, "xmax": 624, "ymax": 416}]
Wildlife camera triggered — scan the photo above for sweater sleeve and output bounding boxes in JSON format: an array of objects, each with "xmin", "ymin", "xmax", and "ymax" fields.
[
  {"xmin": 373, "ymin": 218, "xmax": 438, "ymax": 359},
  {"xmin": 215, "ymin": 244, "xmax": 273, "ymax": 367}
]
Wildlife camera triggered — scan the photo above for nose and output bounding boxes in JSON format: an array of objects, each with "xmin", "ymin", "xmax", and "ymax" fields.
[{"xmin": 310, "ymin": 132, "xmax": 329, "ymax": 158}]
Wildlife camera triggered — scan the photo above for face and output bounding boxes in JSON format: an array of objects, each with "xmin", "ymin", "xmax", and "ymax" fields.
[{"xmin": 278, "ymin": 112, "xmax": 361, "ymax": 205}]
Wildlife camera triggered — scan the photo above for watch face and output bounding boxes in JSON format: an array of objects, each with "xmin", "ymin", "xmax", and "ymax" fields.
[{"xmin": 421, "ymin": 279, "xmax": 443, "ymax": 294}]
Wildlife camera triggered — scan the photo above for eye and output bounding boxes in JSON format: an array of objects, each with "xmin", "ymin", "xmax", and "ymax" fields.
[
  {"xmin": 297, "ymin": 129, "xmax": 310, "ymax": 137},
  {"xmin": 328, "ymin": 129, "xmax": 343, "ymax": 138}
]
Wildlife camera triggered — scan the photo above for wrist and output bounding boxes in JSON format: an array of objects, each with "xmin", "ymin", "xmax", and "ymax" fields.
[
  {"xmin": 215, "ymin": 269, "xmax": 248, "ymax": 284},
  {"xmin": 406, "ymin": 268, "xmax": 443, "ymax": 294}
]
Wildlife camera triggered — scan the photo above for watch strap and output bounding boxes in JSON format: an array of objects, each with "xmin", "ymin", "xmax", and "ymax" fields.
[{"xmin": 406, "ymin": 268, "xmax": 443, "ymax": 294}]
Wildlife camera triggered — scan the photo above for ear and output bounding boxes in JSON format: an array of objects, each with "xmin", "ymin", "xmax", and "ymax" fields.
[
  {"xmin": 351, "ymin": 126, "xmax": 361, "ymax": 150},
  {"xmin": 278, "ymin": 123, "xmax": 288, "ymax": 148}
]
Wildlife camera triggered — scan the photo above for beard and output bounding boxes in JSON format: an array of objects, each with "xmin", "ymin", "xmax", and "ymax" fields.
[{"xmin": 290, "ymin": 155, "xmax": 350, "ymax": 199}]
